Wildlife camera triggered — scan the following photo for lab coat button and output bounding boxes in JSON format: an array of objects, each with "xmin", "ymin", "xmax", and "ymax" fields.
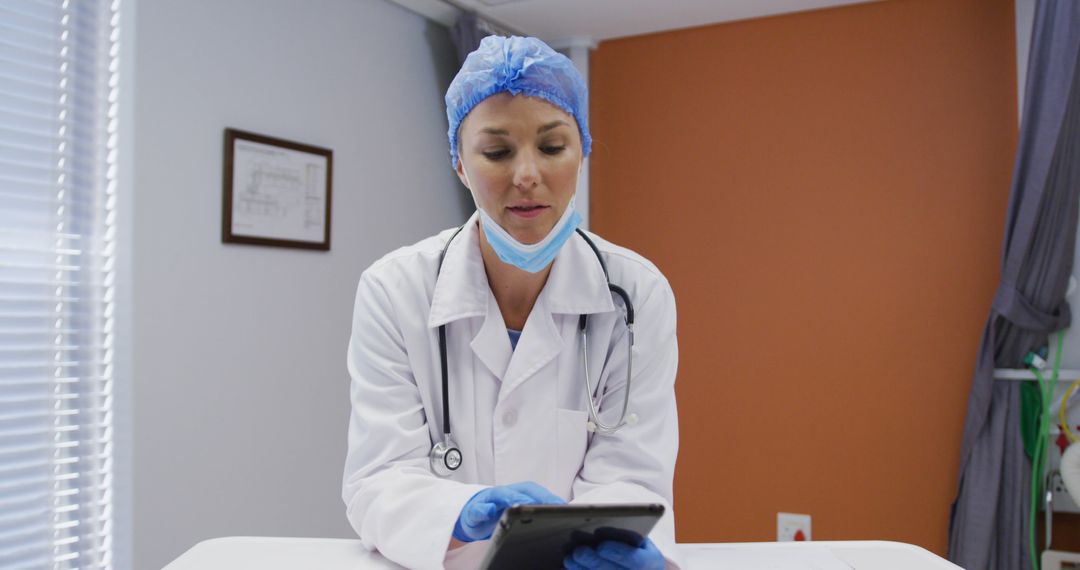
[{"xmin": 502, "ymin": 409, "xmax": 518, "ymax": 427}]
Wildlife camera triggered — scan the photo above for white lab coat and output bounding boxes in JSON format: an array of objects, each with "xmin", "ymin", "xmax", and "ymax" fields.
[{"xmin": 342, "ymin": 212, "xmax": 682, "ymax": 569}]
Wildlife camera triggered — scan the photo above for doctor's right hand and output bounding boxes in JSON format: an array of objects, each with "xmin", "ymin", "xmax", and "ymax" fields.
[{"xmin": 452, "ymin": 481, "xmax": 566, "ymax": 542}]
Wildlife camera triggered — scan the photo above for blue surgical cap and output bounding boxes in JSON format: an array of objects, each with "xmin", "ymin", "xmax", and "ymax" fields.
[{"xmin": 445, "ymin": 35, "xmax": 592, "ymax": 168}]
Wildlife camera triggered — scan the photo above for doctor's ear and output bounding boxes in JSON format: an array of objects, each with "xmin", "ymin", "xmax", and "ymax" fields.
[{"xmin": 455, "ymin": 159, "xmax": 470, "ymax": 190}]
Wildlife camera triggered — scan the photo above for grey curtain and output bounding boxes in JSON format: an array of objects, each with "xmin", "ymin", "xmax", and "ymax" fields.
[
  {"xmin": 949, "ymin": 2, "xmax": 1080, "ymax": 569},
  {"xmin": 450, "ymin": 12, "xmax": 489, "ymax": 65}
]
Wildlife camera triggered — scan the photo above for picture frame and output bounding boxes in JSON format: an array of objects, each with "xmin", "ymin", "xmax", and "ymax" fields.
[{"xmin": 222, "ymin": 128, "xmax": 333, "ymax": 251}]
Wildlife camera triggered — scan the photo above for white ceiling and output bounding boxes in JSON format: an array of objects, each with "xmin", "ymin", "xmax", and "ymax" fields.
[{"xmin": 389, "ymin": 0, "xmax": 882, "ymax": 47}]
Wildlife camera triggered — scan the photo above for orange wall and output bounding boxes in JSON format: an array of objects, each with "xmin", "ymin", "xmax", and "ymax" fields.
[{"xmin": 590, "ymin": 0, "xmax": 1017, "ymax": 555}]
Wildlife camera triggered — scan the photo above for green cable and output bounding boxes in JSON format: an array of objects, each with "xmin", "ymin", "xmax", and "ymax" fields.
[{"xmin": 1028, "ymin": 332, "xmax": 1065, "ymax": 570}]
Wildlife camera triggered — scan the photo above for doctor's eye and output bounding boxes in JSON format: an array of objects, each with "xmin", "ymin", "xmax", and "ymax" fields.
[
  {"xmin": 540, "ymin": 145, "xmax": 566, "ymax": 155},
  {"xmin": 482, "ymin": 149, "xmax": 511, "ymax": 161}
]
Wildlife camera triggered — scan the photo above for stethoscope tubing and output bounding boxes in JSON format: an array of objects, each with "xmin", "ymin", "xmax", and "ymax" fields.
[
  {"xmin": 431, "ymin": 223, "xmax": 634, "ymax": 475},
  {"xmin": 581, "ymin": 315, "xmax": 634, "ymax": 434}
]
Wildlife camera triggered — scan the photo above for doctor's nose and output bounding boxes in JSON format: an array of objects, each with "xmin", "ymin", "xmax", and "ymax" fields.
[{"xmin": 511, "ymin": 153, "xmax": 540, "ymax": 191}]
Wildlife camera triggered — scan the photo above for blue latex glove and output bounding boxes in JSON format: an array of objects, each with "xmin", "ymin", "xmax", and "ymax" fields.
[
  {"xmin": 453, "ymin": 481, "xmax": 566, "ymax": 542},
  {"xmin": 563, "ymin": 538, "xmax": 665, "ymax": 570}
]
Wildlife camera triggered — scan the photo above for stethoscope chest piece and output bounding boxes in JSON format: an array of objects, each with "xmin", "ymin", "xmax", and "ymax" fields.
[{"xmin": 430, "ymin": 439, "xmax": 462, "ymax": 477}]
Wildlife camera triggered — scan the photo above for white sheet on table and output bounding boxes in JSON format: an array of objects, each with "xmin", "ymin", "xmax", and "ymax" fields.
[{"xmin": 681, "ymin": 544, "xmax": 853, "ymax": 570}]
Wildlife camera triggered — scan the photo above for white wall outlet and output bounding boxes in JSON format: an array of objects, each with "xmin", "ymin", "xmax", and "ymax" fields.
[
  {"xmin": 778, "ymin": 512, "xmax": 812, "ymax": 542},
  {"xmin": 1049, "ymin": 470, "xmax": 1080, "ymax": 514},
  {"xmin": 1044, "ymin": 426, "xmax": 1080, "ymax": 514}
]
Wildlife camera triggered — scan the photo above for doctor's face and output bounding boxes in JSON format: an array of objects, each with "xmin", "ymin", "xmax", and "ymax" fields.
[{"xmin": 455, "ymin": 93, "xmax": 583, "ymax": 245}]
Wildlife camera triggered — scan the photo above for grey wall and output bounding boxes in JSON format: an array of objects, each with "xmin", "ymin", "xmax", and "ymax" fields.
[{"xmin": 132, "ymin": 1, "xmax": 468, "ymax": 567}]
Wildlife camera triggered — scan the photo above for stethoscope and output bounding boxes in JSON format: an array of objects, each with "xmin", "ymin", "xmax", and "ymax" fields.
[{"xmin": 429, "ymin": 223, "xmax": 638, "ymax": 477}]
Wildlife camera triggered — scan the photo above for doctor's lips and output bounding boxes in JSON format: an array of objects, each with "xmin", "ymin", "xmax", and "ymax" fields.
[{"xmin": 507, "ymin": 201, "xmax": 549, "ymax": 219}]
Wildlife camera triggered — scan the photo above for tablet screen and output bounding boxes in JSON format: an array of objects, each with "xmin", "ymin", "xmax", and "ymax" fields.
[{"xmin": 479, "ymin": 503, "xmax": 665, "ymax": 570}]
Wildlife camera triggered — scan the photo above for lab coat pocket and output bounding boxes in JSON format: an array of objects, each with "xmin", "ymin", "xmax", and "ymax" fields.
[{"xmin": 555, "ymin": 408, "xmax": 589, "ymax": 498}]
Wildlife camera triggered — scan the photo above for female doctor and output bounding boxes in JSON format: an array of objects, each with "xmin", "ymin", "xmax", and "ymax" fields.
[{"xmin": 342, "ymin": 36, "xmax": 681, "ymax": 570}]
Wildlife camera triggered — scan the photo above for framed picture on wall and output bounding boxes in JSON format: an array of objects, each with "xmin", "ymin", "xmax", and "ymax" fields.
[{"xmin": 222, "ymin": 128, "xmax": 333, "ymax": 251}]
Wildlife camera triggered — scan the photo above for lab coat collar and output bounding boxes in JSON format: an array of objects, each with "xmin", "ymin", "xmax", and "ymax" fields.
[
  {"xmin": 427, "ymin": 213, "xmax": 616, "ymax": 329},
  {"xmin": 540, "ymin": 227, "xmax": 617, "ymax": 316},
  {"xmin": 494, "ymin": 228, "xmax": 616, "ymax": 393},
  {"xmin": 427, "ymin": 211, "xmax": 488, "ymax": 329},
  {"xmin": 471, "ymin": 291, "xmax": 512, "ymax": 380}
]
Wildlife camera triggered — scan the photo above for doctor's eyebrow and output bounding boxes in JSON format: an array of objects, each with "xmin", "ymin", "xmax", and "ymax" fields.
[
  {"xmin": 537, "ymin": 120, "xmax": 571, "ymax": 133},
  {"xmin": 478, "ymin": 121, "xmax": 571, "ymax": 137}
]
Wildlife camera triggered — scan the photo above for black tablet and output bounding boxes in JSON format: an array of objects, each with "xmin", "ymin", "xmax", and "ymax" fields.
[{"xmin": 478, "ymin": 503, "xmax": 665, "ymax": 570}]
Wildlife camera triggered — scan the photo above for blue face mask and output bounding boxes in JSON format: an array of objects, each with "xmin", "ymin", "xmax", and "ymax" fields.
[
  {"xmin": 476, "ymin": 202, "xmax": 582, "ymax": 273},
  {"xmin": 461, "ymin": 160, "xmax": 583, "ymax": 273},
  {"xmin": 462, "ymin": 163, "xmax": 582, "ymax": 273}
]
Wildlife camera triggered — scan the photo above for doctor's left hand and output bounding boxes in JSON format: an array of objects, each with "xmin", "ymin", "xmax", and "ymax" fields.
[
  {"xmin": 452, "ymin": 481, "xmax": 566, "ymax": 542},
  {"xmin": 563, "ymin": 538, "xmax": 665, "ymax": 570}
]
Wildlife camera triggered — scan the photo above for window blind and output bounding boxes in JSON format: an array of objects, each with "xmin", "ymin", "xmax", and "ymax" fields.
[{"xmin": 0, "ymin": 0, "xmax": 120, "ymax": 568}]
